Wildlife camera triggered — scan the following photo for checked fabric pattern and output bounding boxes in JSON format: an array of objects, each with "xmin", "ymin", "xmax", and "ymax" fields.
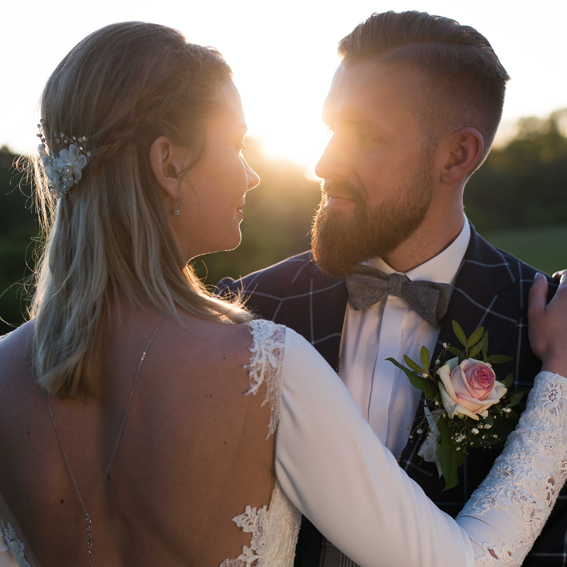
[{"xmin": 217, "ymin": 221, "xmax": 562, "ymax": 567}]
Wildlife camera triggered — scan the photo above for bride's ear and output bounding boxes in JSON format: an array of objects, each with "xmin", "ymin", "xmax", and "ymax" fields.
[{"xmin": 150, "ymin": 136, "xmax": 183, "ymax": 202}]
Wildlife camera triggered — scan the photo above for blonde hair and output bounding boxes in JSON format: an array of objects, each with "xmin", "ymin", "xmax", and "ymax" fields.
[{"xmin": 31, "ymin": 22, "xmax": 251, "ymax": 399}]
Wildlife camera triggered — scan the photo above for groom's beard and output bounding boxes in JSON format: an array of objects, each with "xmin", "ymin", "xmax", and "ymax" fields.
[{"xmin": 311, "ymin": 164, "xmax": 435, "ymax": 279}]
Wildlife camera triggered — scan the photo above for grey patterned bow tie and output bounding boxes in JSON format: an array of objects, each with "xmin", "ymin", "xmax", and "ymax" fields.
[{"xmin": 345, "ymin": 265, "xmax": 451, "ymax": 327}]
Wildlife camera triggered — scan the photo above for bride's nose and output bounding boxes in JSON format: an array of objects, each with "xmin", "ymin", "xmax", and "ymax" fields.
[{"xmin": 245, "ymin": 160, "xmax": 260, "ymax": 190}]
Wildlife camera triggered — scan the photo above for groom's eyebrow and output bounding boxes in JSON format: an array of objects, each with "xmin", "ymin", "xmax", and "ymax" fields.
[
  {"xmin": 344, "ymin": 117, "xmax": 390, "ymax": 135},
  {"xmin": 323, "ymin": 112, "xmax": 390, "ymax": 136}
]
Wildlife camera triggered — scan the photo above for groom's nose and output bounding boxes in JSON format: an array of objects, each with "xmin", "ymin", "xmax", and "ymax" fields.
[{"xmin": 314, "ymin": 133, "xmax": 350, "ymax": 181}]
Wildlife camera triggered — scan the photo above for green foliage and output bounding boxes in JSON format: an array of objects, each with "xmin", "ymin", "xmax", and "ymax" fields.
[
  {"xmin": 452, "ymin": 321, "xmax": 468, "ymax": 348},
  {"xmin": 468, "ymin": 342, "xmax": 483, "ymax": 359},
  {"xmin": 466, "ymin": 109, "xmax": 567, "ymax": 234},
  {"xmin": 467, "ymin": 327, "xmax": 485, "ymax": 348},
  {"xmin": 502, "ymin": 373, "xmax": 514, "ymax": 389},
  {"xmin": 420, "ymin": 345, "xmax": 430, "ymax": 372},
  {"xmin": 485, "ymin": 354, "xmax": 513, "ymax": 364},
  {"xmin": 481, "ymin": 331, "xmax": 489, "ymax": 360},
  {"xmin": 447, "ymin": 346, "xmax": 465, "ymax": 360},
  {"xmin": 0, "ymin": 150, "xmax": 37, "ymax": 334},
  {"xmin": 510, "ymin": 391, "xmax": 526, "ymax": 407},
  {"xmin": 484, "ymin": 225, "xmax": 567, "ymax": 275},
  {"xmin": 436, "ymin": 415, "xmax": 467, "ymax": 491},
  {"xmin": 386, "ymin": 357, "xmax": 438, "ymax": 400}
]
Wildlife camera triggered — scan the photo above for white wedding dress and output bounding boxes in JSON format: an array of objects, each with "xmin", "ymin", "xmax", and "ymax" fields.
[{"xmin": 1, "ymin": 319, "xmax": 566, "ymax": 566}]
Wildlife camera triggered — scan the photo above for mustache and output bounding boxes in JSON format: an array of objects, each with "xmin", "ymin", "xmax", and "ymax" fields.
[{"xmin": 322, "ymin": 180, "xmax": 363, "ymax": 201}]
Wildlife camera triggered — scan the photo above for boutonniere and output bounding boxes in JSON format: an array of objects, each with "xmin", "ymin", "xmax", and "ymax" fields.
[{"xmin": 388, "ymin": 321, "xmax": 527, "ymax": 490}]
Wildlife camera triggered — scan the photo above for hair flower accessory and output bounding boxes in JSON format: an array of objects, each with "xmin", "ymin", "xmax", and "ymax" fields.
[{"xmin": 37, "ymin": 119, "xmax": 90, "ymax": 197}]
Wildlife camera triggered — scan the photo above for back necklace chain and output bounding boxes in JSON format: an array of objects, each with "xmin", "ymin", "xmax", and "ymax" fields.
[{"xmin": 43, "ymin": 317, "xmax": 167, "ymax": 566}]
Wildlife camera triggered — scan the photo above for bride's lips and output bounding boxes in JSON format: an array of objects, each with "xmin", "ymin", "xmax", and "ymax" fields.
[{"xmin": 236, "ymin": 197, "xmax": 245, "ymax": 218}]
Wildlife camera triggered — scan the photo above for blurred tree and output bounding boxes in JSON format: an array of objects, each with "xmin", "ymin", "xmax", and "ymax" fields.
[
  {"xmin": 465, "ymin": 109, "xmax": 567, "ymax": 231},
  {"xmin": 0, "ymin": 147, "xmax": 37, "ymax": 334}
]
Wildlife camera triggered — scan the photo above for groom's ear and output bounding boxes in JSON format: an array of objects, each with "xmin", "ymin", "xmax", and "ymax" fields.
[
  {"xmin": 439, "ymin": 127, "xmax": 484, "ymax": 186},
  {"xmin": 150, "ymin": 136, "xmax": 185, "ymax": 201}
]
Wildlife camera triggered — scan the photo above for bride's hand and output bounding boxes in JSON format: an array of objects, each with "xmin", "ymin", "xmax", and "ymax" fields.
[{"xmin": 529, "ymin": 271, "xmax": 567, "ymax": 375}]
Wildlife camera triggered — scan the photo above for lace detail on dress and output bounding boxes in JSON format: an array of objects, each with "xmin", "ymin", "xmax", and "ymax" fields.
[
  {"xmin": 458, "ymin": 372, "xmax": 567, "ymax": 567},
  {"xmin": 220, "ymin": 483, "xmax": 301, "ymax": 567},
  {"xmin": 220, "ymin": 319, "xmax": 301, "ymax": 567},
  {"xmin": 0, "ymin": 522, "xmax": 30, "ymax": 567},
  {"xmin": 243, "ymin": 319, "xmax": 286, "ymax": 438}
]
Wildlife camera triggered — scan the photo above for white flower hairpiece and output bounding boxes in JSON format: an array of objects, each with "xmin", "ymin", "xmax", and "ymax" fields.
[{"xmin": 37, "ymin": 119, "xmax": 90, "ymax": 197}]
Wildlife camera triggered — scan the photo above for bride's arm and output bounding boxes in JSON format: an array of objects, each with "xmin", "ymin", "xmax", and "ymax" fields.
[
  {"xmin": 456, "ymin": 272, "xmax": 567, "ymax": 565},
  {"xmin": 276, "ymin": 327, "xmax": 474, "ymax": 567},
  {"xmin": 275, "ymin": 272, "xmax": 567, "ymax": 567}
]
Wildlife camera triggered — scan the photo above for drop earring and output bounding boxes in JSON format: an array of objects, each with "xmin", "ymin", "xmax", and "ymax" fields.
[{"xmin": 175, "ymin": 192, "xmax": 180, "ymax": 218}]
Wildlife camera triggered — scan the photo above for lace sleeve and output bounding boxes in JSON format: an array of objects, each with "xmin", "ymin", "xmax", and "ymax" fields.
[
  {"xmin": 457, "ymin": 371, "xmax": 567, "ymax": 566},
  {"xmin": 220, "ymin": 319, "xmax": 301, "ymax": 567},
  {"xmin": 275, "ymin": 331, "xmax": 567, "ymax": 567},
  {"xmin": 243, "ymin": 319, "xmax": 286, "ymax": 438}
]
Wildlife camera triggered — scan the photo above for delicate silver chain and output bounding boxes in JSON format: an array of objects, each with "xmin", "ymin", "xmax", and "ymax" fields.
[{"xmin": 43, "ymin": 316, "xmax": 167, "ymax": 564}]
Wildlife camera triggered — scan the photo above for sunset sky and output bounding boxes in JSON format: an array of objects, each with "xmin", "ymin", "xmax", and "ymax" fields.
[{"xmin": 1, "ymin": 0, "xmax": 565, "ymax": 176}]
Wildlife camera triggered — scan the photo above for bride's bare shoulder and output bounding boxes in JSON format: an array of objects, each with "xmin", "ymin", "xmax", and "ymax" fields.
[
  {"xmin": 148, "ymin": 315, "xmax": 257, "ymax": 394},
  {"xmin": 0, "ymin": 320, "xmax": 35, "ymax": 375},
  {"xmin": 140, "ymin": 316, "xmax": 275, "ymax": 445}
]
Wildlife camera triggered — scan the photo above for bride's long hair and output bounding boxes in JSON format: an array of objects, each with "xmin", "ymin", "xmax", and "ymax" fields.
[{"xmin": 31, "ymin": 22, "xmax": 250, "ymax": 399}]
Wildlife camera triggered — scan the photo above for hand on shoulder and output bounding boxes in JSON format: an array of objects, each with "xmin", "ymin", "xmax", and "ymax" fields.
[{"xmin": 529, "ymin": 271, "xmax": 567, "ymax": 375}]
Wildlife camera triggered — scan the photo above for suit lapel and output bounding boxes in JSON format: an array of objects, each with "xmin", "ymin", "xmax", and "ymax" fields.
[
  {"xmin": 433, "ymin": 223, "xmax": 520, "ymax": 360},
  {"xmin": 280, "ymin": 254, "xmax": 348, "ymax": 371}
]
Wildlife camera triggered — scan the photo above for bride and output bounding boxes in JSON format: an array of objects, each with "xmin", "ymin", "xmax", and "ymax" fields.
[{"xmin": 0, "ymin": 21, "xmax": 565, "ymax": 567}]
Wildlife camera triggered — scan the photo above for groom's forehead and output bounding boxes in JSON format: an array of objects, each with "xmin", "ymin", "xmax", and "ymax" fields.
[{"xmin": 322, "ymin": 60, "xmax": 427, "ymax": 124}]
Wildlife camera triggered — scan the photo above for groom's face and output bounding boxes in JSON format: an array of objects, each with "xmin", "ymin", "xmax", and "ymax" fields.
[{"xmin": 312, "ymin": 60, "xmax": 438, "ymax": 277}]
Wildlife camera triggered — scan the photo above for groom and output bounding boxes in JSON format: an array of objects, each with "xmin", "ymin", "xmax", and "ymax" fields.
[{"xmin": 219, "ymin": 11, "xmax": 561, "ymax": 566}]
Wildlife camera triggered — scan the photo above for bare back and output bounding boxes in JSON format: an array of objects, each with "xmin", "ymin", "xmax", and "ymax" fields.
[{"xmin": 0, "ymin": 311, "xmax": 276, "ymax": 566}]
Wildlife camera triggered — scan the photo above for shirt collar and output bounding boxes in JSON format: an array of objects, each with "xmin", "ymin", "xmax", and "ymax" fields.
[{"xmin": 367, "ymin": 214, "xmax": 470, "ymax": 288}]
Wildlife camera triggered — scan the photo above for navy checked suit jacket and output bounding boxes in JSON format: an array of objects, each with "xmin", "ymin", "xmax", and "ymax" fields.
[{"xmin": 218, "ymin": 223, "xmax": 563, "ymax": 567}]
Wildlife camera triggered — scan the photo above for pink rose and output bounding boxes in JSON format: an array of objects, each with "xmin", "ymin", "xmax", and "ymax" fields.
[{"xmin": 438, "ymin": 358, "xmax": 507, "ymax": 421}]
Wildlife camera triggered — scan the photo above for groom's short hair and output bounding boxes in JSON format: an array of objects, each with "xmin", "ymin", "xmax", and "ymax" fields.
[{"xmin": 339, "ymin": 11, "xmax": 510, "ymax": 163}]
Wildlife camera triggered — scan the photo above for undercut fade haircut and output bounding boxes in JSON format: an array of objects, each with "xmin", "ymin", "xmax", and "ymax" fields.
[{"xmin": 339, "ymin": 11, "xmax": 510, "ymax": 166}]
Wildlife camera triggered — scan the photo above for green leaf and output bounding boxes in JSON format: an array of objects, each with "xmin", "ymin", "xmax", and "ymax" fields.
[
  {"xmin": 483, "ymin": 413, "xmax": 494, "ymax": 426},
  {"xmin": 468, "ymin": 342, "xmax": 484, "ymax": 359},
  {"xmin": 436, "ymin": 415, "xmax": 467, "ymax": 491},
  {"xmin": 404, "ymin": 355, "xmax": 424, "ymax": 374},
  {"xmin": 420, "ymin": 346, "xmax": 431, "ymax": 373},
  {"xmin": 447, "ymin": 346, "xmax": 466, "ymax": 360},
  {"xmin": 481, "ymin": 331, "xmax": 489, "ymax": 361},
  {"xmin": 452, "ymin": 321, "xmax": 468, "ymax": 348},
  {"xmin": 386, "ymin": 358, "xmax": 438, "ymax": 400},
  {"xmin": 467, "ymin": 326, "xmax": 485, "ymax": 348},
  {"xmin": 502, "ymin": 373, "xmax": 514, "ymax": 389},
  {"xmin": 510, "ymin": 391, "xmax": 526, "ymax": 407},
  {"xmin": 485, "ymin": 354, "xmax": 513, "ymax": 365}
]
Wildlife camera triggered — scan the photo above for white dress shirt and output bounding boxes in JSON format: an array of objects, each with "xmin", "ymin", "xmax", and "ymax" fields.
[{"xmin": 339, "ymin": 216, "xmax": 471, "ymax": 458}]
